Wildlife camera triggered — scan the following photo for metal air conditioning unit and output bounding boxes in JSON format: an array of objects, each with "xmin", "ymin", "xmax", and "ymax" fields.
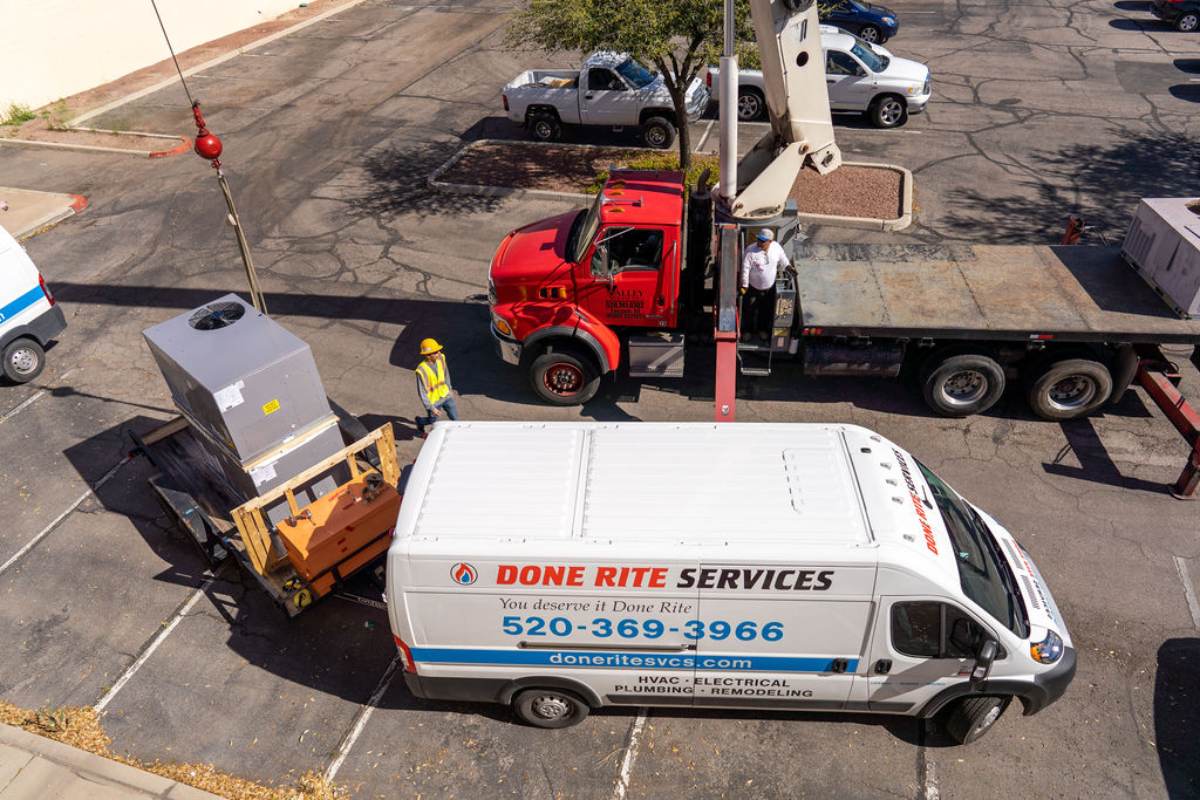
[{"xmin": 1121, "ymin": 198, "xmax": 1200, "ymax": 319}]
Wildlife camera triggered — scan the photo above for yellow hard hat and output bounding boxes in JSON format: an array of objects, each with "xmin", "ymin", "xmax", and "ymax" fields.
[{"xmin": 419, "ymin": 337, "xmax": 443, "ymax": 355}]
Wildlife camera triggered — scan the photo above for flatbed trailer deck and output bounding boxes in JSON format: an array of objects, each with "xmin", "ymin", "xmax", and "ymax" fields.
[{"xmin": 799, "ymin": 244, "xmax": 1200, "ymax": 344}]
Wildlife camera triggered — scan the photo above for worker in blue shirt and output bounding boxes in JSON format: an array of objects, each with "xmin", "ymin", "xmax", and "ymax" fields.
[{"xmin": 414, "ymin": 338, "xmax": 459, "ymax": 436}]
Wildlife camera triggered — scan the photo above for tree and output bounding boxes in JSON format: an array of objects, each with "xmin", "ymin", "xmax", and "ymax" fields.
[{"xmin": 507, "ymin": 0, "xmax": 749, "ymax": 177}]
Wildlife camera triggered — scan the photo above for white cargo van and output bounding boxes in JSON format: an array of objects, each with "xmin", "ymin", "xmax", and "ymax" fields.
[
  {"xmin": 0, "ymin": 226, "xmax": 66, "ymax": 383},
  {"xmin": 387, "ymin": 422, "xmax": 1074, "ymax": 744}
]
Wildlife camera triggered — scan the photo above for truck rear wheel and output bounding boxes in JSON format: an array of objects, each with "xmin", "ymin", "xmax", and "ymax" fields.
[
  {"xmin": 2, "ymin": 337, "xmax": 45, "ymax": 384},
  {"xmin": 529, "ymin": 348, "xmax": 600, "ymax": 405},
  {"xmin": 921, "ymin": 353, "xmax": 1006, "ymax": 417},
  {"xmin": 513, "ymin": 688, "xmax": 590, "ymax": 729},
  {"xmin": 527, "ymin": 111, "xmax": 562, "ymax": 142},
  {"xmin": 944, "ymin": 695, "xmax": 1010, "ymax": 744},
  {"xmin": 1025, "ymin": 358, "xmax": 1112, "ymax": 420},
  {"xmin": 641, "ymin": 116, "xmax": 677, "ymax": 149}
]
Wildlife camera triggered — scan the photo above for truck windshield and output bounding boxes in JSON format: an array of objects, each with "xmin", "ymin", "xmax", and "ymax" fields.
[
  {"xmin": 569, "ymin": 192, "xmax": 605, "ymax": 263},
  {"xmin": 616, "ymin": 58, "xmax": 657, "ymax": 89},
  {"xmin": 850, "ymin": 41, "xmax": 886, "ymax": 73},
  {"xmin": 916, "ymin": 461, "xmax": 1030, "ymax": 638}
]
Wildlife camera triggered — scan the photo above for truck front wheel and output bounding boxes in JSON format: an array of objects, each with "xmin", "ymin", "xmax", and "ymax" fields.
[
  {"xmin": 529, "ymin": 348, "xmax": 601, "ymax": 405},
  {"xmin": 921, "ymin": 353, "xmax": 1006, "ymax": 417},
  {"xmin": 641, "ymin": 116, "xmax": 677, "ymax": 149},
  {"xmin": 1025, "ymin": 358, "xmax": 1112, "ymax": 420},
  {"xmin": 513, "ymin": 688, "xmax": 590, "ymax": 729}
]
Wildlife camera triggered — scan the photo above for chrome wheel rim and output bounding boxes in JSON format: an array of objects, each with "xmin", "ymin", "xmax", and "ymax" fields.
[
  {"xmin": 1047, "ymin": 375, "xmax": 1096, "ymax": 411},
  {"xmin": 737, "ymin": 93, "xmax": 761, "ymax": 120},
  {"xmin": 880, "ymin": 99, "xmax": 904, "ymax": 126},
  {"xmin": 941, "ymin": 369, "xmax": 988, "ymax": 406},
  {"xmin": 860, "ymin": 26, "xmax": 880, "ymax": 42},
  {"xmin": 9, "ymin": 347, "xmax": 38, "ymax": 375},
  {"xmin": 1181, "ymin": 14, "xmax": 1198, "ymax": 31},
  {"xmin": 531, "ymin": 695, "xmax": 570, "ymax": 720}
]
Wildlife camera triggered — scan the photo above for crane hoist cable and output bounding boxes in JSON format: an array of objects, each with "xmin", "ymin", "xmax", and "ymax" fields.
[{"xmin": 148, "ymin": 0, "xmax": 269, "ymax": 314}]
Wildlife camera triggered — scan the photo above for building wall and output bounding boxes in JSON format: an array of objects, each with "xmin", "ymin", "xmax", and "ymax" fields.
[{"xmin": 0, "ymin": 0, "xmax": 299, "ymax": 113}]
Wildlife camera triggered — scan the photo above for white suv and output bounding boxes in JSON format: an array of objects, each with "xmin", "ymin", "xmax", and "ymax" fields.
[{"xmin": 708, "ymin": 27, "xmax": 931, "ymax": 129}]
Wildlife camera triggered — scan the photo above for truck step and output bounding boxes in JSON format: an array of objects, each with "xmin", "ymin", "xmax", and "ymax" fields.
[{"xmin": 739, "ymin": 366, "xmax": 772, "ymax": 377}]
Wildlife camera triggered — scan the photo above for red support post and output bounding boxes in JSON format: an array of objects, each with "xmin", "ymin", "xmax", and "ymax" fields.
[{"xmin": 1136, "ymin": 359, "xmax": 1200, "ymax": 498}]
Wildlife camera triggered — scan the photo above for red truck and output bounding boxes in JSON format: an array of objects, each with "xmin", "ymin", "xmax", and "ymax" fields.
[{"xmin": 487, "ymin": 169, "xmax": 1200, "ymax": 420}]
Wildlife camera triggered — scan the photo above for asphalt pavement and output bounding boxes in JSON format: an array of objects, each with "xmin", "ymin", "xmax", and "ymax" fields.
[{"xmin": 1, "ymin": 0, "xmax": 1199, "ymax": 798}]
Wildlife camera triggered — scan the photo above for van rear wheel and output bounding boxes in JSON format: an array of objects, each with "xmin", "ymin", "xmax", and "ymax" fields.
[
  {"xmin": 513, "ymin": 688, "xmax": 590, "ymax": 729},
  {"xmin": 2, "ymin": 337, "xmax": 45, "ymax": 383},
  {"xmin": 944, "ymin": 695, "xmax": 1010, "ymax": 744}
]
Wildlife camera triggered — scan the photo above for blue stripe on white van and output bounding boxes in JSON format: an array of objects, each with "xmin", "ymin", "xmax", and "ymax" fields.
[
  {"xmin": 0, "ymin": 285, "xmax": 45, "ymax": 325},
  {"xmin": 410, "ymin": 647, "xmax": 858, "ymax": 674}
]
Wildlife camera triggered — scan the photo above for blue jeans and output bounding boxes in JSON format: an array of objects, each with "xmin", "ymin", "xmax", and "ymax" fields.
[{"xmin": 416, "ymin": 396, "xmax": 458, "ymax": 433}]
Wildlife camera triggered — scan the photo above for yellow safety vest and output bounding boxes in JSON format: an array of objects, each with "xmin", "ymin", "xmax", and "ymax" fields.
[{"xmin": 416, "ymin": 357, "xmax": 450, "ymax": 405}]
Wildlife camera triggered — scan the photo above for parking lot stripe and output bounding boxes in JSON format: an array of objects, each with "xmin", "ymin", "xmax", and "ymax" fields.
[
  {"xmin": 1173, "ymin": 555, "xmax": 1200, "ymax": 629},
  {"xmin": 611, "ymin": 708, "xmax": 648, "ymax": 800},
  {"xmin": 323, "ymin": 655, "xmax": 401, "ymax": 783},
  {"xmin": 94, "ymin": 576, "xmax": 215, "ymax": 713},
  {"xmin": 0, "ymin": 454, "xmax": 130, "ymax": 578},
  {"xmin": 0, "ymin": 390, "xmax": 46, "ymax": 425}
]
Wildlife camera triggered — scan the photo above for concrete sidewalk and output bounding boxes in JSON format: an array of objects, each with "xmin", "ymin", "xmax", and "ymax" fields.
[
  {"xmin": 0, "ymin": 187, "xmax": 87, "ymax": 239},
  {"xmin": 0, "ymin": 725, "xmax": 221, "ymax": 800}
]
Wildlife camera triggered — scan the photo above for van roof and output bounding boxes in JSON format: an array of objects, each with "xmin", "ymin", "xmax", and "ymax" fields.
[{"xmin": 400, "ymin": 422, "xmax": 882, "ymax": 546}]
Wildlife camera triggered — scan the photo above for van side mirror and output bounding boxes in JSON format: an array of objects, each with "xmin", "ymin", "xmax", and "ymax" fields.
[{"xmin": 970, "ymin": 640, "xmax": 999, "ymax": 687}]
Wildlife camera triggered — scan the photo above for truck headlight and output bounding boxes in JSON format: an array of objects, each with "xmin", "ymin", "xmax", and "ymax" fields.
[
  {"xmin": 488, "ymin": 278, "xmax": 497, "ymax": 307},
  {"xmin": 1030, "ymin": 630, "xmax": 1063, "ymax": 664},
  {"xmin": 493, "ymin": 315, "xmax": 513, "ymax": 337}
]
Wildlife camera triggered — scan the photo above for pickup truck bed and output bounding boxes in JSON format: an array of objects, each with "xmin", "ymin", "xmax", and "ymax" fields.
[{"xmin": 798, "ymin": 244, "xmax": 1200, "ymax": 344}]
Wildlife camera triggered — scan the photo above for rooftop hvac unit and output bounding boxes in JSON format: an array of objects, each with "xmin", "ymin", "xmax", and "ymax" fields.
[{"xmin": 1121, "ymin": 198, "xmax": 1200, "ymax": 319}]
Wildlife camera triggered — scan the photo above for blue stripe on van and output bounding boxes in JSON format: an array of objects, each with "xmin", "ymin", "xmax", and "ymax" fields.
[
  {"xmin": 409, "ymin": 647, "xmax": 858, "ymax": 674},
  {"xmin": 0, "ymin": 285, "xmax": 45, "ymax": 325}
]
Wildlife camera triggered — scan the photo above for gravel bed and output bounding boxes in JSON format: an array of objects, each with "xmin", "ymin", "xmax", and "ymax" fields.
[{"xmin": 790, "ymin": 163, "xmax": 903, "ymax": 220}]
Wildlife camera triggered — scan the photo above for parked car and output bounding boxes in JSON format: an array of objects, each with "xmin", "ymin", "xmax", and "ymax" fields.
[
  {"xmin": 502, "ymin": 52, "xmax": 710, "ymax": 149},
  {"xmin": 1151, "ymin": 0, "xmax": 1200, "ymax": 31},
  {"xmin": 707, "ymin": 29, "xmax": 930, "ymax": 128},
  {"xmin": 820, "ymin": 0, "xmax": 899, "ymax": 43}
]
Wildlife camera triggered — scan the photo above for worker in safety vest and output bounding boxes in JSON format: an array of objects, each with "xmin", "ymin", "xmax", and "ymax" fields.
[{"xmin": 414, "ymin": 338, "xmax": 458, "ymax": 436}]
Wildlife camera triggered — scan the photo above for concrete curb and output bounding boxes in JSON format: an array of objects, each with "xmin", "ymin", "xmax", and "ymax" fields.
[
  {"xmin": 69, "ymin": 0, "xmax": 375, "ymax": 128},
  {"xmin": 6, "ymin": 194, "xmax": 89, "ymax": 240},
  {"xmin": 795, "ymin": 161, "xmax": 913, "ymax": 232},
  {"xmin": 0, "ymin": 724, "xmax": 222, "ymax": 799},
  {"xmin": 428, "ymin": 141, "xmax": 915, "ymax": 230},
  {"xmin": 0, "ymin": 134, "xmax": 190, "ymax": 159}
]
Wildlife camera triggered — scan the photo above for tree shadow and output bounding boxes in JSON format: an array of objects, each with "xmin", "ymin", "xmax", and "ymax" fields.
[
  {"xmin": 1154, "ymin": 638, "xmax": 1200, "ymax": 798},
  {"xmin": 940, "ymin": 129, "xmax": 1200, "ymax": 242},
  {"xmin": 347, "ymin": 139, "xmax": 504, "ymax": 220}
]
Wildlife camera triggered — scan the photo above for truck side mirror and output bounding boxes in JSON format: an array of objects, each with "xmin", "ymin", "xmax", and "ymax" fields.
[
  {"xmin": 593, "ymin": 244, "xmax": 611, "ymax": 279},
  {"xmin": 970, "ymin": 640, "xmax": 998, "ymax": 688}
]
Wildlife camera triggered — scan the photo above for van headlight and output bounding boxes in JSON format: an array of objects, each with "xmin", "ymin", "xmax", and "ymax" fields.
[{"xmin": 1030, "ymin": 630, "xmax": 1064, "ymax": 664}]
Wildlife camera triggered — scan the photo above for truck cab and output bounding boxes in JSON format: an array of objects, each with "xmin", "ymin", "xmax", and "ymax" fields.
[{"xmin": 489, "ymin": 171, "xmax": 694, "ymax": 404}]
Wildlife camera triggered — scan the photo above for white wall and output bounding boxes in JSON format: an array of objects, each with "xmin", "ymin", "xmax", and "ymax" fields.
[{"xmin": 0, "ymin": 0, "xmax": 300, "ymax": 112}]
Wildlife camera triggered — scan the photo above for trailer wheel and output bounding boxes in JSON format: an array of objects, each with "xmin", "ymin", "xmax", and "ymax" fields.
[
  {"xmin": 527, "ymin": 110, "xmax": 562, "ymax": 142},
  {"xmin": 944, "ymin": 696, "xmax": 1010, "ymax": 745},
  {"xmin": 641, "ymin": 116, "xmax": 677, "ymax": 149},
  {"xmin": 2, "ymin": 337, "xmax": 45, "ymax": 384},
  {"xmin": 1025, "ymin": 358, "xmax": 1112, "ymax": 420},
  {"xmin": 513, "ymin": 688, "xmax": 590, "ymax": 729},
  {"xmin": 529, "ymin": 348, "xmax": 600, "ymax": 406},
  {"xmin": 921, "ymin": 353, "xmax": 1006, "ymax": 417}
]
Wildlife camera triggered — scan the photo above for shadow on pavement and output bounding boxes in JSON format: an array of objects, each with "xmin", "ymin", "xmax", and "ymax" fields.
[
  {"xmin": 1154, "ymin": 637, "xmax": 1200, "ymax": 798},
  {"xmin": 1113, "ymin": 0, "xmax": 1152, "ymax": 9},
  {"xmin": 1042, "ymin": 416, "xmax": 1169, "ymax": 493},
  {"xmin": 1168, "ymin": 84, "xmax": 1200, "ymax": 103}
]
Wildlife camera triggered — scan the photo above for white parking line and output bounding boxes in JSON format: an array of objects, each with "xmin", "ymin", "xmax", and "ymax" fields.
[
  {"xmin": 0, "ymin": 454, "xmax": 131, "ymax": 578},
  {"xmin": 1174, "ymin": 555, "xmax": 1200, "ymax": 629},
  {"xmin": 923, "ymin": 754, "xmax": 940, "ymax": 800},
  {"xmin": 94, "ymin": 577, "xmax": 215, "ymax": 712},
  {"xmin": 324, "ymin": 655, "xmax": 401, "ymax": 782},
  {"xmin": 0, "ymin": 367, "xmax": 75, "ymax": 425},
  {"xmin": 611, "ymin": 708, "xmax": 648, "ymax": 800}
]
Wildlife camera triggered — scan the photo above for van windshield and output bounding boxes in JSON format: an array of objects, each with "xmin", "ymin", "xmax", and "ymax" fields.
[
  {"xmin": 916, "ymin": 462, "xmax": 1029, "ymax": 638},
  {"xmin": 570, "ymin": 192, "xmax": 605, "ymax": 263}
]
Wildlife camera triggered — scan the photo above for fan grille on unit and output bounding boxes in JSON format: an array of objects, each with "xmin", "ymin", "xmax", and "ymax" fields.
[{"xmin": 188, "ymin": 301, "xmax": 246, "ymax": 331}]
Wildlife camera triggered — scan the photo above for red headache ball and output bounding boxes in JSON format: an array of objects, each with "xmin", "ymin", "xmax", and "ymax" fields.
[{"xmin": 194, "ymin": 132, "xmax": 223, "ymax": 160}]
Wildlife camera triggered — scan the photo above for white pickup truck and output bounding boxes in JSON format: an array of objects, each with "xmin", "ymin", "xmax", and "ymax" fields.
[
  {"xmin": 502, "ymin": 51, "xmax": 710, "ymax": 149},
  {"xmin": 708, "ymin": 27, "xmax": 930, "ymax": 128}
]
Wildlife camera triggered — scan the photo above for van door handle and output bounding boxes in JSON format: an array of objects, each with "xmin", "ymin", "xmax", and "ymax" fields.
[
  {"xmin": 874, "ymin": 659, "xmax": 892, "ymax": 674},
  {"xmin": 829, "ymin": 658, "xmax": 850, "ymax": 673}
]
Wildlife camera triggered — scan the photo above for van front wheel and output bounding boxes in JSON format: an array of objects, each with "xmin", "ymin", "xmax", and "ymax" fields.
[
  {"xmin": 513, "ymin": 688, "xmax": 590, "ymax": 729},
  {"xmin": 944, "ymin": 695, "xmax": 1010, "ymax": 744},
  {"xmin": 2, "ymin": 337, "xmax": 45, "ymax": 383}
]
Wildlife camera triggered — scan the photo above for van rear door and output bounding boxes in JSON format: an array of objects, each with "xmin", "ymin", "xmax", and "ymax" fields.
[{"xmin": 691, "ymin": 564, "xmax": 874, "ymax": 709}]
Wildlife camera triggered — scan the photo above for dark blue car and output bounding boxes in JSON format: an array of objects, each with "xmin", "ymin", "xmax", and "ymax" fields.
[{"xmin": 820, "ymin": 0, "xmax": 900, "ymax": 43}]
